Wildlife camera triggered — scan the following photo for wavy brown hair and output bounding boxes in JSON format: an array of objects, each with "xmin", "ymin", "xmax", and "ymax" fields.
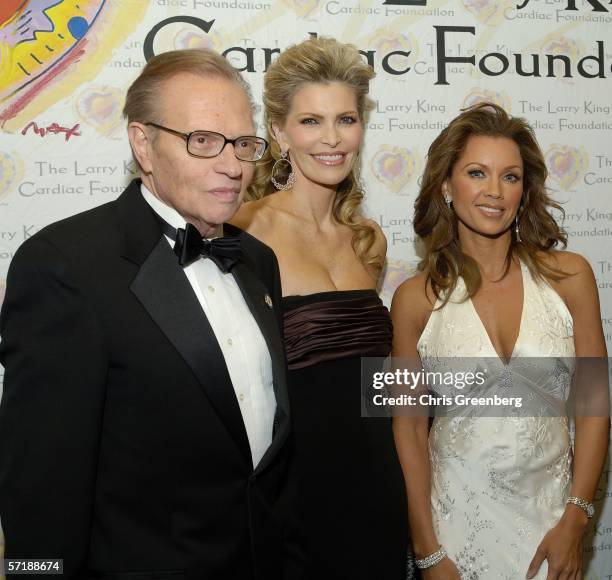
[
  {"xmin": 249, "ymin": 37, "xmax": 381, "ymax": 271},
  {"xmin": 414, "ymin": 102, "xmax": 568, "ymax": 305}
]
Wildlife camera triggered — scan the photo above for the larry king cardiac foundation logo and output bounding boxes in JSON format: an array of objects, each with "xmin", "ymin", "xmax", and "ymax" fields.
[
  {"xmin": 370, "ymin": 145, "xmax": 420, "ymax": 195},
  {"xmin": 0, "ymin": 151, "xmax": 23, "ymax": 202},
  {"xmin": 462, "ymin": 89, "xmax": 512, "ymax": 111},
  {"xmin": 545, "ymin": 145, "xmax": 588, "ymax": 190}
]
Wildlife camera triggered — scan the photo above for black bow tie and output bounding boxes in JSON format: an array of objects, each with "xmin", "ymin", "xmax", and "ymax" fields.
[{"xmin": 157, "ymin": 217, "xmax": 242, "ymax": 273}]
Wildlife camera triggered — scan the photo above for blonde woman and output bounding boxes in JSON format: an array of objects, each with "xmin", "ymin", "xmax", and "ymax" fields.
[{"xmin": 232, "ymin": 37, "xmax": 409, "ymax": 579}]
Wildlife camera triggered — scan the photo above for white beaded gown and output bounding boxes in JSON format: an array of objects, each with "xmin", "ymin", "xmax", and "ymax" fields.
[{"xmin": 417, "ymin": 261, "xmax": 575, "ymax": 579}]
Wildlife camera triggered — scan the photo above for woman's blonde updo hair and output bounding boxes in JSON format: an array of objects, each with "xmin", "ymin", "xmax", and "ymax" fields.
[
  {"xmin": 250, "ymin": 36, "xmax": 381, "ymax": 271},
  {"xmin": 414, "ymin": 102, "xmax": 568, "ymax": 306}
]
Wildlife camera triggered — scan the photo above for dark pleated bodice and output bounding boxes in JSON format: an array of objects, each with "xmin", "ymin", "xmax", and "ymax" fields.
[
  {"xmin": 280, "ymin": 290, "xmax": 408, "ymax": 580},
  {"xmin": 283, "ymin": 289, "xmax": 392, "ymax": 370}
]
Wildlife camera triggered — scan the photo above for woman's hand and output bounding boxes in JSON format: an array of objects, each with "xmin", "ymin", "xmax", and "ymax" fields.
[
  {"xmin": 421, "ymin": 557, "xmax": 462, "ymax": 579},
  {"xmin": 526, "ymin": 509, "xmax": 588, "ymax": 579}
]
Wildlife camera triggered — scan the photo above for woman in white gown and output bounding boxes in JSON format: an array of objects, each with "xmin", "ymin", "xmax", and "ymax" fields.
[{"xmin": 391, "ymin": 103, "xmax": 609, "ymax": 579}]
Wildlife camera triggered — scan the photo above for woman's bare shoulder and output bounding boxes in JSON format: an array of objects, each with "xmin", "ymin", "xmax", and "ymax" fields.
[
  {"xmin": 390, "ymin": 270, "xmax": 437, "ymax": 353},
  {"xmin": 540, "ymin": 250, "xmax": 598, "ymax": 313},
  {"xmin": 540, "ymin": 249, "xmax": 592, "ymax": 275},
  {"xmin": 541, "ymin": 252, "xmax": 606, "ymax": 355},
  {"xmin": 392, "ymin": 271, "xmax": 435, "ymax": 317}
]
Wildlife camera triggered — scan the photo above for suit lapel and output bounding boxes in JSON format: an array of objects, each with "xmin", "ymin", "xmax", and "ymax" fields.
[{"xmin": 119, "ymin": 182, "xmax": 252, "ymax": 464}]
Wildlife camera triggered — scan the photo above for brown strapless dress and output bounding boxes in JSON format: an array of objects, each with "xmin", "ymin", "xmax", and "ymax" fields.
[{"xmin": 282, "ymin": 290, "xmax": 409, "ymax": 580}]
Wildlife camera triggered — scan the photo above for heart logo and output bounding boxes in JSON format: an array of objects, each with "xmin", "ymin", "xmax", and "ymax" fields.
[
  {"xmin": 75, "ymin": 85, "xmax": 122, "ymax": 136},
  {"xmin": 0, "ymin": 150, "xmax": 23, "ymax": 201},
  {"xmin": 541, "ymin": 37, "xmax": 580, "ymax": 61},
  {"xmin": 380, "ymin": 259, "xmax": 418, "ymax": 306},
  {"xmin": 545, "ymin": 145, "xmax": 588, "ymax": 190},
  {"xmin": 462, "ymin": 88, "xmax": 511, "ymax": 111},
  {"xmin": 462, "ymin": 0, "xmax": 502, "ymax": 23},
  {"xmin": 173, "ymin": 28, "xmax": 226, "ymax": 52},
  {"xmin": 540, "ymin": 37, "xmax": 580, "ymax": 82},
  {"xmin": 368, "ymin": 31, "xmax": 416, "ymax": 56},
  {"xmin": 370, "ymin": 146, "xmax": 418, "ymax": 194},
  {"xmin": 282, "ymin": 0, "xmax": 322, "ymax": 18}
]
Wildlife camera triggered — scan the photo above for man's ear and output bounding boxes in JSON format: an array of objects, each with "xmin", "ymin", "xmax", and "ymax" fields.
[
  {"xmin": 271, "ymin": 122, "xmax": 288, "ymax": 154},
  {"xmin": 128, "ymin": 122, "xmax": 154, "ymax": 174}
]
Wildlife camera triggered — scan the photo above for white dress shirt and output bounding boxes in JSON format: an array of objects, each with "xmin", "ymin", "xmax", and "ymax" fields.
[{"xmin": 141, "ymin": 184, "xmax": 276, "ymax": 468}]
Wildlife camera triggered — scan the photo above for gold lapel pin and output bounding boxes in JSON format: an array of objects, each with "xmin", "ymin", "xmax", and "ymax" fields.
[{"xmin": 264, "ymin": 294, "xmax": 273, "ymax": 308}]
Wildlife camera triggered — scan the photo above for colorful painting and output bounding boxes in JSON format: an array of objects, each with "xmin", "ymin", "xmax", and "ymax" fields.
[
  {"xmin": 0, "ymin": 1, "xmax": 107, "ymax": 100},
  {"xmin": 0, "ymin": 0, "xmax": 148, "ymax": 130}
]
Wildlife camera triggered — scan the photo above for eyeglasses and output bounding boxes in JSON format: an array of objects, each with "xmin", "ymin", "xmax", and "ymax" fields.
[{"xmin": 146, "ymin": 122, "xmax": 268, "ymax": 162}]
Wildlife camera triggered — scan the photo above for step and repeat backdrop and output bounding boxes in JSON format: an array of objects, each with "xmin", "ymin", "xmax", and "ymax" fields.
[{"xmin": 0, "ymin": 0, "xmax": 611, "ymax": 576}]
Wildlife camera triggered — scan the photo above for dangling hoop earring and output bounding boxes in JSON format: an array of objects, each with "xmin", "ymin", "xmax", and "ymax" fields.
[
  {"xmin": 271, "ymin": 151, "xmax": 296, "ymax": 191},
  {"xmin": 515, "ymin": 214, "xmax": 522, "ymax": 243}
]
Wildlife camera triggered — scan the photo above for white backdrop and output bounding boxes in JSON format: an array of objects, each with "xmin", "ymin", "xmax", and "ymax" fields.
[{"xmin": 0, "ymin": 0, "xmax": 611, "ymax": 576}]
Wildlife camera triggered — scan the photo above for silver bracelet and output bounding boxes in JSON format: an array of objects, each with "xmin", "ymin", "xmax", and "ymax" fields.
[
  {"xmin": 567, "ymin": 496, "xmax": 595, "ymax": 518},
  {"xmin": 415, "ymin": 546, "xmax": 447, "ymax": 569}
]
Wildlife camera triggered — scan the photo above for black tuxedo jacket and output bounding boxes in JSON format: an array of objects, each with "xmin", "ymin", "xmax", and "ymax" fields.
[{"xmin": 0, "ymin": 180, "xmax": 290, "ymax": 580}]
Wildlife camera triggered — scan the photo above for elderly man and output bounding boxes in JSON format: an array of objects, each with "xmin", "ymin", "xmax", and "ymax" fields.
[{"xmin": 0, "ymin": 49, "xmax": 289, "ymax": 580}]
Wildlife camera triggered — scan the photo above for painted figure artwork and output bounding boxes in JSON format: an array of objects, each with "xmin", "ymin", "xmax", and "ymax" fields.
[{"xmin": 0, "ymin": 0, "xmax": 147, "ymax": 129}]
